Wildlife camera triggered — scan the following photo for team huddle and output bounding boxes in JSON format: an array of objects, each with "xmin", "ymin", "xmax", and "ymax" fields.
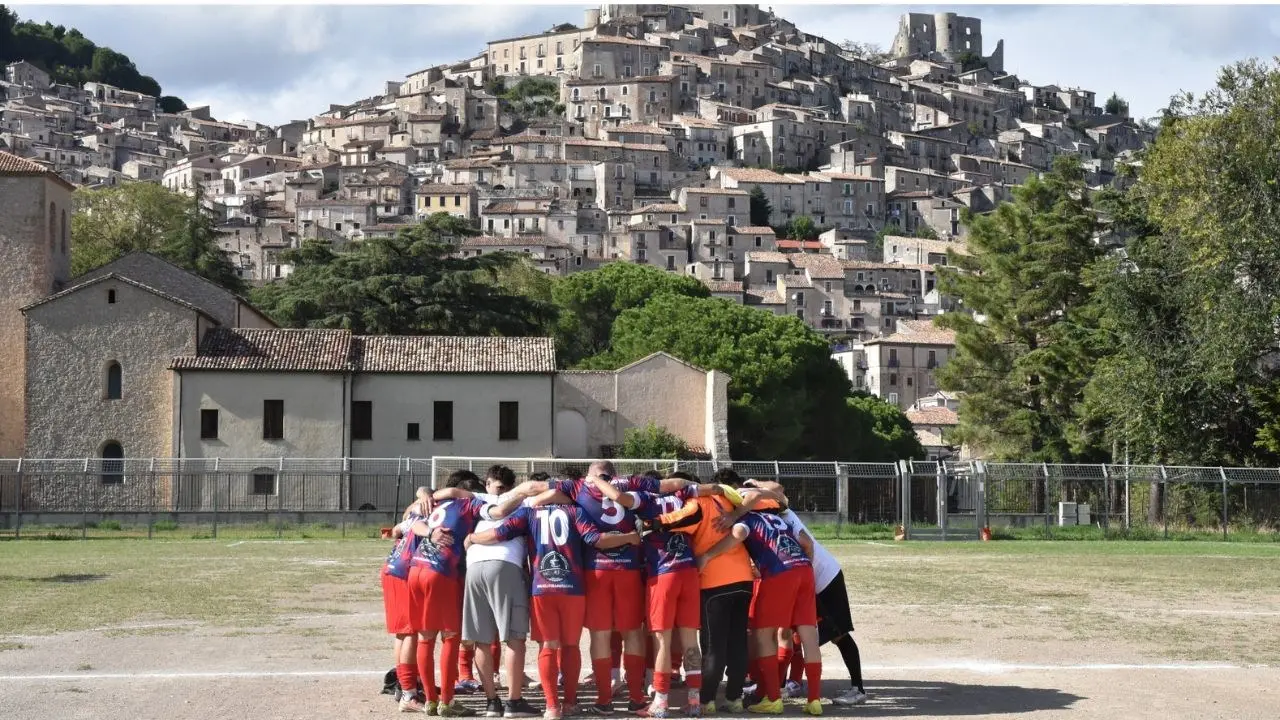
[{"xmin": 380, "ymin": 462, "xmax": 868, "ymax": 720}]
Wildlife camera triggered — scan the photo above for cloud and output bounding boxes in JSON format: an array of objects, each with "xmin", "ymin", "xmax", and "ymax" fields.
[{"xmin": 14, "ymin": 3, "xmax": 1280, "ymax": 126}]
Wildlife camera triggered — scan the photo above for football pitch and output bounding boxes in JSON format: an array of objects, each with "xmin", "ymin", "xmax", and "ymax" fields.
[{"xmin": 1, "ymin": 538, "xmax": 1278, "ymax": 720}]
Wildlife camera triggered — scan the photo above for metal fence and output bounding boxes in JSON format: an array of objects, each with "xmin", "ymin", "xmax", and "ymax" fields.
[{"xmin": 1, "ymin": 457, "xmax": 1278, "ymax": 539}]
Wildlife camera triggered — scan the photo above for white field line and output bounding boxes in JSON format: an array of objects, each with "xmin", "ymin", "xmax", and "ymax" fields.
[
  {"xmin": 847, "ymin": 603, "xmax": 1280, "ymax": 617},
  {"xmin": 0, "ymin": 662, "xmax": 1268, "ymax": 683}
]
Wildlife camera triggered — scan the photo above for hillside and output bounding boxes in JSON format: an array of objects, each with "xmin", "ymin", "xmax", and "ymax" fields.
[{"xmin": 0, "ymin": 4, "xmax": 186, "ymax": 112}]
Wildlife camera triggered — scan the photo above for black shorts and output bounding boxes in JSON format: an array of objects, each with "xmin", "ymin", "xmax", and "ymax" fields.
[{"xmin": 815, "ymin": 570, "xmax": 854, "ymax": 645}]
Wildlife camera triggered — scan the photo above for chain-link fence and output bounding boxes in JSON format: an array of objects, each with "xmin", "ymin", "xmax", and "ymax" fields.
[{"xmin": 1, "ymin": 457, "xmax": 1278, "ymax": 539}]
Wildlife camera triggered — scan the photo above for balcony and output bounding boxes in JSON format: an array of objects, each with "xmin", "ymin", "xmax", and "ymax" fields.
[
  {"xmin": 888, "ymin": 358, "xmax": 900, "ymax": 368},
  {"xmin": 820, "ymin": 318, "xmax": 844, "ymax": 330}
]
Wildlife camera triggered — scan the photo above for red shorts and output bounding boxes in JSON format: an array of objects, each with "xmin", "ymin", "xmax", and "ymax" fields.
[
  {"xmin": 531, "ymin": 594, "xmax": 586, "ymax": 645},
  {"xmin": 409, "ymin": 565, "xmax": 462, "ymax": 633},
  {"xmin": 647, "ymin": 569, "xmax": 701, "ymax": 632},
  {"xmin": 584, "ymin": 568, "xmax": 644, "ymax": 631},
  {"xmin": 749, "ymin": 567, "xmax": 817, "ymax": 630},
  {"xmin": 381, "ymin": 569, "xmax": 413, "ymax": 635}
]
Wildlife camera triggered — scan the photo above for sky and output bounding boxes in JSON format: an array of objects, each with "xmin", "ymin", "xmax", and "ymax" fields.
[{"xmin": 9, "ymin": 2, "xmax": 1280, "ymax": 126}]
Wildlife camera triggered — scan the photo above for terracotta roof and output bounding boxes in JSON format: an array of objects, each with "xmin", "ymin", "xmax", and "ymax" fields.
[
  {"xmin": 776, "ymin": 239, "xmax": 825, "ymax": 251},
  {"xmin": 865, "ymin": 328, "xmax": 956, "ymax": 346},
  {"xmin": 728, "ymin": 226, "xmax": 774, "ymax": 235},
  {"xmin": 716, "ymin": 167, "xmax": 796, "ymax": 184},
  {"xmin": 353, "ymin": 336, "xmax": 556, "ymax": 373},
  {"xmin": 745, "ymin": 250, "xmax": 790, "ymax": 264},
  {"xmin": 744, "ymin": 288, "xmax": 784, "ymax": 305},
  {"xmin": 607, "ymin": 123, "xmax": 672, "ymax": 136},
  {"xmin": 703, "ymin": 280, "xmax": 743, "ymax": 293},
  {"xmin": 683, "ymin": 186, "xmax": 748, "ymax": 196},
  {"xmin": 0, "ymin": 150, "xmax": 75, "ymax": 189},
  {"xmin": 906, "ymin": 406, "xmax": 959, "ymax": 427},
  {"xmin": 779, "ymin": 274, "xmax": 813, "ymax": 289},
  {"xmin": 460, "ymin": 235, "xmax": 570, "ymax": 248},
  {"xmin": 789, "ymin": 253, "xmax": 844, "ymax": 279},
  {"xmin": 173, "ymin": 328, "xmax": 353, "ymax": 372}
]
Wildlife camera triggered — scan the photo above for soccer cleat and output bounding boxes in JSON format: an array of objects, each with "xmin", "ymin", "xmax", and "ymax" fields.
[
  {"xmin": 701, "ymin": 702, "xmax": 716, "ymax": 716},
  {"xmin": 832, "ymin": 688, "xmax": 868, "ymax": 706},
  {"xmin": 425, "ymin": 701, "xmax": 441, "ymax": 716},
  {"xmin": 724, "ymin": 699, "xmax": 744, "ymax": 714},
  {"xmin": 803, "ymin": 700, "xmax": 822, "ymax": 716},
  {"xmin": 645, "ymin": 697, "xmax": 669, "ymax": 718},
  {"xmin": 505, "ymin": 698, "xmax": 541, "ymax": 718},
  {"xmin": 440, "ymin": 700, "xmax": 478, "ymax": 717},
  {"xmin": 457, "ymin": 679, "xmax": 484, "ymax": 695},
  {"xmin": 401, "ymin": 695, "xmax": 427, "ymax": 713},
  {"xmin": 486, "ymin": 698, "xmax": 506, "ymax": 718},
  {"xmin": 684, "ymin": 702, "xmax": 702, "ymax": 718},
  {"xmin": 746, "ymin": 698, "xmax": 782, "ymax": 714},
  {"xmin": 544, "ymin": 707, "xmax": 562, "ymax": 720},
  {"xmin": 578, "ymin": 704, "xmax": 614, "ymax": 716},
  {"xmin": 781, "ymin": 681, "xmax": 805, "ymax": 700},
  {"xmin": 627, "ymin": 700, "xmax": 649, "ymax": 713}
]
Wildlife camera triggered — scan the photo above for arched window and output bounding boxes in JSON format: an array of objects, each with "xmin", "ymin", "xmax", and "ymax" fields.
[
  {"xmin": 101, "ymin": 441, "xmax": 124, "ymax": 484},
  {"xmin": 60, "ymin": 209, "xmax": 68, "ymax": 255},
  {"xmin": 106, "ymin": 361, "xmax": 122, "ymax": 400},
  {"xmin": 48, "ymin": 202, "xmax": 56, "ymax": 250}
]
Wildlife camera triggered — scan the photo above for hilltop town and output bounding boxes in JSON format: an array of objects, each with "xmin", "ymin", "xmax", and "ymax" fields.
[{"xmin": 0, "ymin": 4, "xmax": 1156, "ymax": 459}]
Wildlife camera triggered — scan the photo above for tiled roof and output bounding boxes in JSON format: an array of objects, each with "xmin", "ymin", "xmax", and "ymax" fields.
[
  {"xmin": 779, "ymin": 274, "xmax": 813, "ymax": 289},
  {"xmin": 353, "ymin": 336, "xmax": 556, "ymax": 374},
  {"xmin": 776, "ymin": 239, "xmax": 825, "ymax": 251},
  {"xmin": 866, "ymin": 328, "xmax": 957, "ymax": 346},
  {"xmin": 172, "ymin": 328, "xmax": 354, "ymax": 372},
  {"xmin": 460, "ymin": 235, "xmax": 569, "ymax": 248},
  {"xmin": 728, "ymin": 226, "xmax": 775, "ymax": 235},
  {"xmin": 703, "ymin": 280, "xmax": 743, "ymax": 293},
  {"xmin": 716, "ymin": 167, "xmax": 796, "ymax": 184},
  {"xmin": 683, "ymin": 186, "xmax": 748, "ymax": 195},
  {"xmin": 415, "ymin": 184, "xmax": 473, "ymax": 194},
  {"xmin": 634, "ymin": 203, "xmax": 685, "ymax": 213},
  {"xmin": 69, "ymin": 252, "xmax": 256, "ymax": 328},
  {"xmin": 790, "ymin": 253, "xmax": 845, "ymax": 279},
  {"xmin": 0, "ymin": 149, "xmax": 75, "ymax": 188},
  {"xmin": 905, "ymin": 407, "xmax": 959, "ymax": 427},
  {"xmin": 744, "ymin": 288, "xmax": 784, "ymax": 305},
  {"xmin": 746, "ymin": 250, "xmax": 790, "ymax": 264}
]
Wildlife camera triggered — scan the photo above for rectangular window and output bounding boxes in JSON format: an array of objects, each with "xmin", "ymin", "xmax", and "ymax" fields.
[
  {"xmin": 263, "ymin": 399, "xmax": 284, "ymax": 440},
  {"xmin": 251, "ymin": 473, "xmax": 277, "ymax": 496},
  {"xmin": 499, "ymin": 401, "xmax": 520, "ymax": 441},
  {"xmin": 433, "ymin": 401, "xmax": 454, "ymax": 441},
  {"xmin": 407, "ymin": 422, "xmax": 421, "ymax": 441},
  {"xmin": 200, "ymin": 409, "xmax": 219, "ymax": 440},
  {"xmin": 352, "ymin": 400, "xmax": 373, "ymax": 440}
]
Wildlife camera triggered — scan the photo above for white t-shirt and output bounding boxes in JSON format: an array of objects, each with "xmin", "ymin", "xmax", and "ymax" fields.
[
  {"xmin": 466, "ymin": 492, "xmax": 533, "ymax": 568},
  {"xmin": 781, "ymin": 509, "xmax": 840, "ymax": 592}
]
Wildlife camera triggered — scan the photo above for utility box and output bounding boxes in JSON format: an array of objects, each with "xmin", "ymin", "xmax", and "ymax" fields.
[{"xmin": 1058, "ymin": 502, "xmax": 1092, "ymax": 527}]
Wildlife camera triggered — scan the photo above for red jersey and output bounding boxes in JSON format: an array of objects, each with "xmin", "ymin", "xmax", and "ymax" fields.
[
  {"xmin": 633, "ymin": 489, "xmax": 696, "ymax": 576},
  {"xmin": 735, "ymin": 511, "xmax": 812, "ymax": 579},
  {"xmin": 411, "ymin": 498, "xmax": 486, "ymax": 577},
  {"xmin": 553, "ymin": 474, "xmax": 658, "ymax": 571}
]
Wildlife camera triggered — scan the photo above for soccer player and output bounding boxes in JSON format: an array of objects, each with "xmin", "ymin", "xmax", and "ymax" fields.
[
  {"xmin": 735, "ymin": 481, "xmax": 869, "ymax": 706},
  {"xmin": 384, "ymin": 488, "xmax": 432, "ymax": 712},
  {"xmin": 698, "ymin": 505, "xmax": 822, "ymax": 716},
  {"xmin": 590, "ymin": 473, "xmax": 706, "ymax": 718},
  {"xmin": 408, "ymin": 472, "xmax": 489, "ymax": 717},
  {"xmin": 467, "ymin": 500, "xmax": 641, "ymax": 720}
]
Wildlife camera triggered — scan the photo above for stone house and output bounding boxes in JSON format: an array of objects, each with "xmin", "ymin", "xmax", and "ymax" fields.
[
  {"xmin": 414, "ymin": 184, "xmax": 478, "ymax": 222},
  {"xmin": 296, "ymin": 198, "xmax": 378, "ymax": 240},
  {"xmin": 861, "ymin": 320, "xmax": 957, "ymax": 409}
]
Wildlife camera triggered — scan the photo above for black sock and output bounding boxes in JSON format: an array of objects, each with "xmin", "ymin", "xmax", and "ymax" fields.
[{"xmin": 832, "ymin": 634, "xmax": 864, "ymax": 691}]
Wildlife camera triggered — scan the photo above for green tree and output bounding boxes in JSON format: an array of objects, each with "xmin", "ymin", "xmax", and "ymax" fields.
[
  {"xmin": 250, "ymin": 213, "xmax": 555, "ymax": 336},
  {"xmin": 748, "ymin": 185, "xmax": 772, "ymax": 226},
  {"xmin": 582, "ymin": 294, "xmax": 919, "ymax": 461},
  {"xmin": 70, "ymin": 183, "xmax": 244, "ymax": 293},
  {"xmin": 847, "ymin": 394, "xmax": 926, "ymax": 461},
  {"xmin": 1104, "ymin": 92, "xmax": 1129, "ymax": 116},
  {"xmin": 787, "ymin": 215, "xmax": 818, "ymax": 240},
  {"xmin": 158, "ymin": 96, "xmax": 188, "ymax": 114},
  {"xmin": 619, "ymin": 422, "xmax": 691, "ymax": 460},
  {"xmin": 934, "ymin": 156, "xmax": 1105, "ymax": 462},
  {"xmin": 550, "ymin": 262, "xmax": 709, "ymax": 367}
]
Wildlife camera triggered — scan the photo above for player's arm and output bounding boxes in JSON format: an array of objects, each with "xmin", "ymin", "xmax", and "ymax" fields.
[
  {"xmin": 796, "ymin": 528, "xmax": 816, "ymax": 559},
  {"xmin": 484, "ymin": 491, "xmax": 528, "ymax": 521},
  {"xmin": 744, "ymin": 479, "xmax": 785, "ymax": 494},
  {"xmin": 713, "ymin": 488, "xmax": 788, "ymax": 532},
  {"xmin": 655, "ymin": 498, "xmax": 704, "ymax": 533},
  {"xmin": 530, "ymin": 488, "xmax": 572, "ymax": 506},
  {"xmin": 408, "ymin": 518, "xmax": 450, "ymax": 549},
  {"xmin": 576, "ymin": 512, "xmax": 639, "ymax": 549},
  {"xmin": 467, "ymin": 511, "xmax": 527, "ymax": 548},
  {"xmin": 594, "ymin": 531, "xmax": 642, "ymax": 549},
  {"xmin": 657, "ymin": 477, "xmax": 692, "ymax": 494},
  {"xmin": 697, "ymin": 523, "xmax": 748, "ymax": 569},
  {"xmin": 591, "ymin": 475, "xmax": 638, "ymax": 509},
  {"xmin": 433, "ymin": 487, "xmax": 473, "ymax": 502},
  {"xmin": 694, "ymin": 483, "xmax": 723, "ymax": 497}
]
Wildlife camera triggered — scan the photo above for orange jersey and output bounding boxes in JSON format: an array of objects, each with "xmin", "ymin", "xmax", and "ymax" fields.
[{"xmin": 657, "ymin": 494, "xmax": 754, "ymax": 589}]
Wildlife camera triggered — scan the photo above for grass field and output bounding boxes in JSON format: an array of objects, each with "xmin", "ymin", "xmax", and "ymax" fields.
[{"xmin": 1, "ymin": 537, "xmax": 1278, "ymax": 719}]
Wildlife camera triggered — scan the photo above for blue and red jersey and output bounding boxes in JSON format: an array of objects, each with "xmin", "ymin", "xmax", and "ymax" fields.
[
  {"xmin": 493, "ymin": 504, "xmax": 601, "ymax": 596},
  {"xmin": 633, "ymin": 489, "xmax": 696, "ymax": 576},
  {"xmin": 384, "ymin": 513, "xmax": 425, "ymax": 580},
  {"xmin": 411, "ymin": 498, "xmax": 487, "ymax": 576},
  {"xmin": 554, "ymin": 474, "xmax": 659, "ymax": 572},
  {"xmin": 735, "ymin": 511, "xmax": 812, "ymax": 579}
]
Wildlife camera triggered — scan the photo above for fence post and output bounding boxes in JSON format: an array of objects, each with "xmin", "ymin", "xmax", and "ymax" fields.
[
  {"xmin": 833, "ymin": 462, "xmax": 846, "ymax": 538},
  {"xmin": 1124, "ymin": 467, "xmax": 1131, "ymax": 531},
  {"xmin": 277, "ymin": 457, "xmax": 285, "ymax": 539},
  {"xmin": 82, "ymin": 458, "xmax": 90, "ymax": 541},
  {"xmin": 1159, "ymin": 465, "xmax": 1169, "ymax": 540},
  {"xmin": 1218, "ymin": 466, "xmax": 1228, "ymax": 540},
  {"xmin": 1041, "ymin": 462, "xmax": 1051, "ymax": 538},
  {"xmin": 341, "ymin": 457, "xmax": 349, "ymax": 539},
  {"xmin": 974, "ymin": 460, "xmax": 988, "ymax": 534},
  {"xmin": 897, "ymin": 460, "xmax": 910, "ymax": 536},
  {"xmin": 14, "ymin": 458, "xmax": 23, "ymax": 541},
  {"xmin": 1099, "ymin": 464, "xmax": 1110, "ymax": 537},
  {"xmin": 147, "ymin": 458, "xmax": 156, "ymax": 540}
]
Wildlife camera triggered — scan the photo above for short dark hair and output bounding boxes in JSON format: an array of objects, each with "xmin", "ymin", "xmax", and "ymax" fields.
[
  {"xmin": 642, "ymin": 469, "xmax": 663, "ymax": 480},
  {"xmin": 486, "ymin": 464, "xmax": 516, "ymax": 487},
  {"xmin": 712, "ymin": 468, "xmax": 743, "ymax": 488},
  {"xmin": 447, "ymin": 469, "xmax": 483, "ymax": 491},
  {"xmin": 529, "ymin": 471, "xmax": 551, "ymax": 483}
]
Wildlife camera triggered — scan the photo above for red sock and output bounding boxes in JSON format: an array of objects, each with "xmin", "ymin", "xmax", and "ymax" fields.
[
  {"xmin": 417, "ymin": 640, "xmax": 438, "ymax": 702},
  {"xmin": 805, "ymin": 662, "xmax": 822, "ymax": 702},
  {"xmin": 776, "ymin": 646, "xmax": 792, "ymax": 688},
  {"xmin": 593, "ymin": 657, "xmax": 614, "ymax": 705},
  {"xmin": 686, "ymin": 666, "xmax": 702, "ymax": 693},
  {"xmin": 490, "ymin": 641, "xmax": 502, "ymax": 665},
  {"xmin": 560, "ymin": 646, "xmax": 582, "ymax": 706},
  {"xmin": 654, "ymin": 671, "xmax": 671, "ymax": 695},
  {"xmin": 440, "ymin": 636, "xmax": 460, "ymax": 705},
  {"xmin": 789, "ymin": 639, "xmax": 805, "ymax": 684},
  {"xmin": 397, "ymin": 663, "xmax": 418, "ymax": 692},
  {"xmin": 624, "ymin": 654, "xmax": 647, "ymax": 703},
  {"xmin": 459, "ymin": 643, "xmax": 475, "ymax": 682},
  {"xmin": 611, "ymin": 633, "xmax": 623, "ymax": 670},
  {"xmin": 539, "ymin": 647, "xmax": 560, "ymax": 710},
  {"xmin": 757, "ymin": 656, "xmax": 781, "ymax": 702}
]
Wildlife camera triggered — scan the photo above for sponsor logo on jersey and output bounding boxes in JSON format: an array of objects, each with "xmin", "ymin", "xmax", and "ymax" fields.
[{"xmin": 540, "ymin": 550, "xmax": 570, "ymax": 583}]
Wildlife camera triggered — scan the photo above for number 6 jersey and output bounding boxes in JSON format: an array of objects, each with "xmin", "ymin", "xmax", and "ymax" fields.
[{"xmin": 493, "ymin": 504, "xmax": 603, "ymax": 596}]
